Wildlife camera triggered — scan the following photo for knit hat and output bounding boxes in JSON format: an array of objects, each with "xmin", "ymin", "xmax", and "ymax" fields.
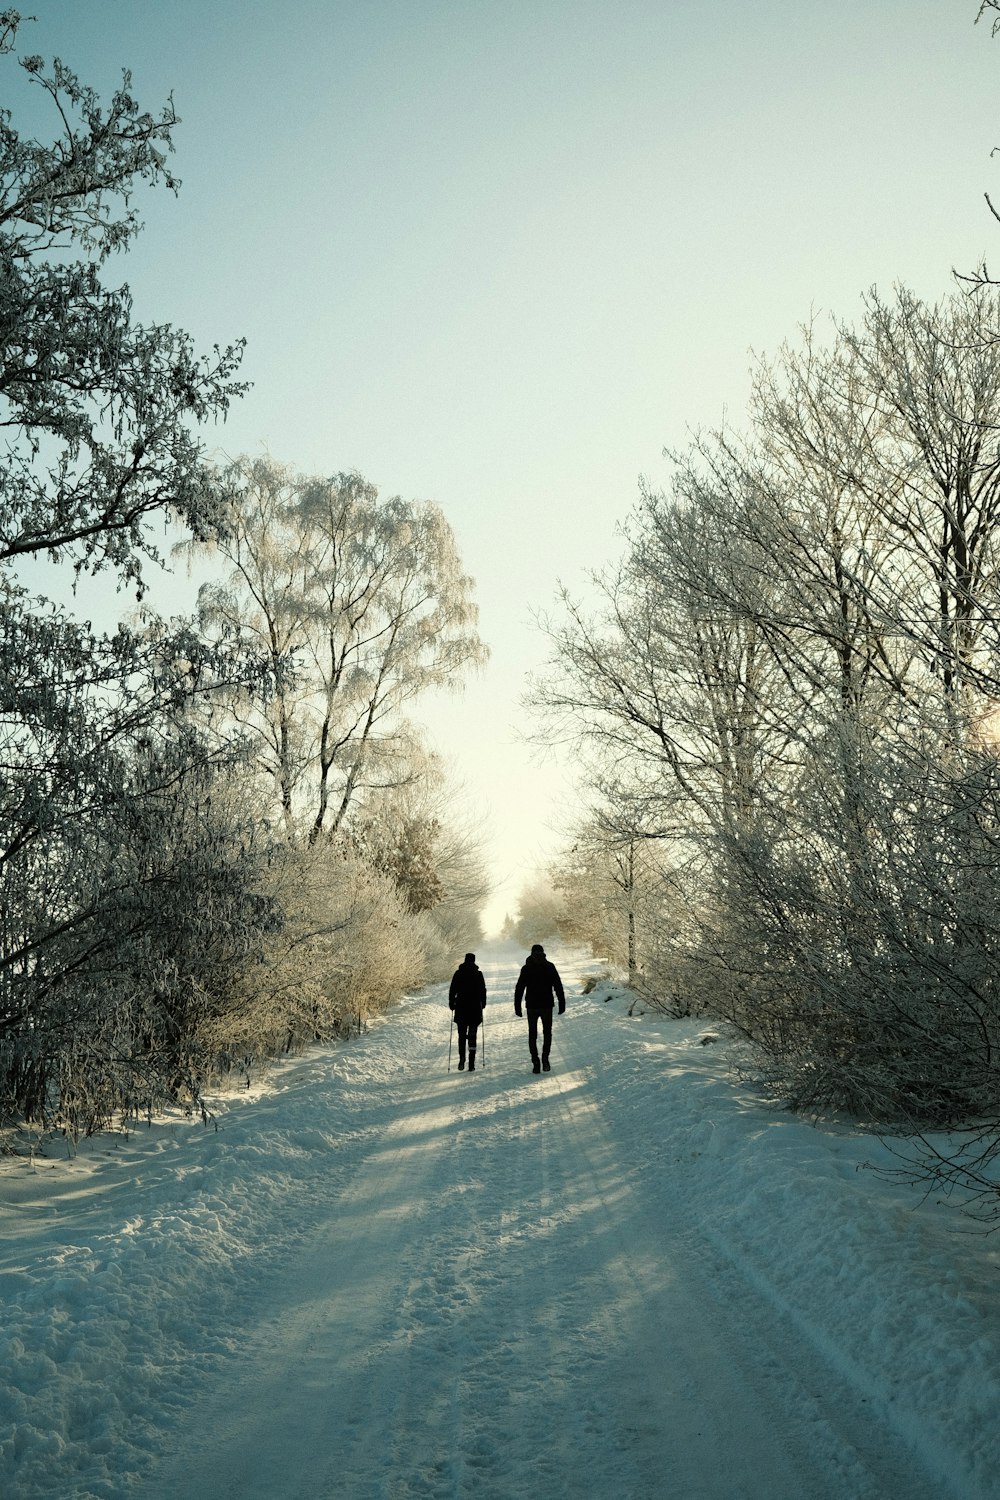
[
  {"xmin": 465, "ymin": 952, "xmax": 476, "ymax": 963},
  {"xmin": 530, "ymin": 944, "xmax": 545, "ymax": 955}
]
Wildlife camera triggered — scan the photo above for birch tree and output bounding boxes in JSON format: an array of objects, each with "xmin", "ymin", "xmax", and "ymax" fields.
[{"xmin": 192, "ymin": 455, "xmax": 488, "ymax": 842}]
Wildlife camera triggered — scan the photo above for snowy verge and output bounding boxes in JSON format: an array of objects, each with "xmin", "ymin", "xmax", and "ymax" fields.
[
  {"xmin": 0, "ymin": 1023, "xmax": 405, "ymax": 1499},
  {"xmin": 589, "ymin": 979, "xmax": 1000, "ymax": 1499}
]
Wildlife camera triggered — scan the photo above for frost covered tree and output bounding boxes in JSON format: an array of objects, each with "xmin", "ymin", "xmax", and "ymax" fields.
[
  {"xmin": 189, "ymin": 455, "xmax": 488, "ymax": 843},
  {"xmin": 0, "ymin": 13, "xmax": 257, "ymax": 1132},
  {"xmin": 538, "ymin": 286, "xmax": 1000, "ymax": 1147},
  {"xmin": 507, "ymin": 876, "xmax": 567, "ymax": 947},
  {"xmin": 552, "ymin": 822, "xmax": 684, "ymax": 998},
  {"xmin": 0, "ymin": 12, "xmax": 245, "ymax": 581}
]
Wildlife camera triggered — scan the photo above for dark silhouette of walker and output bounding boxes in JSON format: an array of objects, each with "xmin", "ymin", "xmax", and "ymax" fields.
[
  {"xmin": 448, "ymin": 952, "xmax": 486, "ymax": 1071},
  {"xmin": 514, "ymin": 944, "xmax": 565, "ymax": 1073}
]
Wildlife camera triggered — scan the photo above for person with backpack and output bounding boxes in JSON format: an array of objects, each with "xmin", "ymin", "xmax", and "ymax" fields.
[
  {"xmin": 514, "ymin": 943, "xmax": 565, "ymax": 1073},
  {"xmin": 448, "ymin": 952, "xmax": 486, "ymax": 1071}
]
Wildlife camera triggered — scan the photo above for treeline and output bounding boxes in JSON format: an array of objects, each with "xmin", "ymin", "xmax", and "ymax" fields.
[
  {"xmin": 0, "ymin": 19, "xmax": 487, "ymax": 1138},
  {"xmin": 534, "ymin": 284, "xmax": 1000, "ymax": 1206}
]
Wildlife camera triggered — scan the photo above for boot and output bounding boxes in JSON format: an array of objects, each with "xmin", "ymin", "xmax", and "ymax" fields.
[
  {"xmin": 468, "ymin": 1052, "xmax": 476, "ymax": 1071},
  {"xmin": 458, "ymin": 1055, "xmax": 466, "ymax": 1070},
  {"xmin": 532, "ymin": 1058, "xmax": 541, "ymax": 1073},
  {"xmin": 542, "ymin": 1057, "xmax": 551, "ymax": 1071}
]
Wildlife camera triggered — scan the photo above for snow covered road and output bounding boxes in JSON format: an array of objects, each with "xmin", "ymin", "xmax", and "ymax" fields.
[{"xmin": 3, "ymin": 946, "xmax": 999, "ymax": 1498}]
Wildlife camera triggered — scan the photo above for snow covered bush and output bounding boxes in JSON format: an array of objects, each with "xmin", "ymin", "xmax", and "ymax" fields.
[{"xmin": 251, "ymin": 840, "xmax": 448, "ymax": 1047}]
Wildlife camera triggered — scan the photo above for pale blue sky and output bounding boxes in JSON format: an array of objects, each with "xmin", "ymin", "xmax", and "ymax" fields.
[{"xmin": 15, "ymin": 1, "xmax": 1000, "ymax": 930}]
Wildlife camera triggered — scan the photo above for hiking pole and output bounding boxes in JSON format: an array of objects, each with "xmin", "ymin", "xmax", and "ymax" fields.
[
  {"xmin": 480, "ymin": 1007, "xmax": 486, "ymax": 1071},
  {"xmin": 448, "ymin": 1012, "xmax": 454, "ymax": 1072}
]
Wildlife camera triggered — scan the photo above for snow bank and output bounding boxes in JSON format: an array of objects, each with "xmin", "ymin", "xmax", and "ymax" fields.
[
  {"xmin": 591, "ymin": 978, "xmax": 1000, "ymax": 1498},
  {"xmin": 0, "ymin": 1051, "xmax": 370, "ymax": 1497}
]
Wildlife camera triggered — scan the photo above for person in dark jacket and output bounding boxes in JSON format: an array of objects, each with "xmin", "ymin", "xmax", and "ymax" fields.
[
  {"xmin": 514, "ymin": 943, "xmax": 565, "ymax": 1073},
  {"xmin": 449, "ymin": 952, "xmax": 487, "ymax": 1071}
]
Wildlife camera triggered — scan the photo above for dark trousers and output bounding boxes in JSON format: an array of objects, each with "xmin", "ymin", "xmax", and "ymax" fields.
[
  {"xmin": 526, "ymin": 1006, "xmax": 553, "ymax": 1062},
  {"xmin": 455, "ymin": 1014, "xmax": 480, "ymax": 1060}
]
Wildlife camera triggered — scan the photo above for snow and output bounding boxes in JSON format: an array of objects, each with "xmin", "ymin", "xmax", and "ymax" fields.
[{"xmin": 2, "ymin": 944, "xmax": 999, "ymax": 1499}]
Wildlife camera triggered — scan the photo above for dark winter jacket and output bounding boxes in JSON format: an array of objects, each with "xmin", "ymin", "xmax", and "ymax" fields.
[
  {"xmin": 514, "ymin": 952, "xmax": 565, "ymax": 1015},
  {"xmin": 449, "ymin": 959, "xmax": 486, "ymax": 1016}
]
